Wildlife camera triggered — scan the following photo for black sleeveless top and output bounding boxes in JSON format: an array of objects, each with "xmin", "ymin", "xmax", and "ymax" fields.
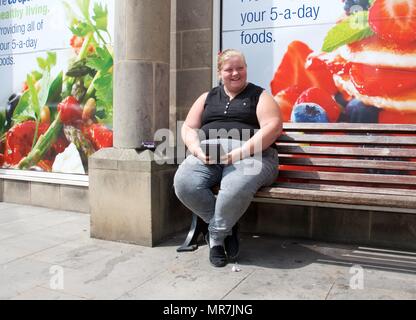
[{"xmin": 200, "ymin": 83, "xmax": 264, "ymax": 141}]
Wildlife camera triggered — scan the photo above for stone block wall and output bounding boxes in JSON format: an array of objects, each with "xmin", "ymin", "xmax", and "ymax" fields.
[
  {"xmin": 240, "ymin": 203, "xmax": 416, "ymax": 251},
  {"xmin": 1, "ymin": 180, "xmax": 89, "ymax": 213},
  {"xmin": 170, "ymin": 0, "xmax": 214, "ymax": 131}
]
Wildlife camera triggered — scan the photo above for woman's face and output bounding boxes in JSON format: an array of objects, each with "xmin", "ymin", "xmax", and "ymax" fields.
[{"xmin": 219, "ymin": 55, "xmax": 247, "ymax": 94}]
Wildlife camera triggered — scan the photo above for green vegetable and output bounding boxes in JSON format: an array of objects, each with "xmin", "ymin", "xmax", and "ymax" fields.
[
  {"xmin": 84, "ymin": 46, "xmax": 113, "ymax": 124},
  {"xmin": 18, "ymin": 115, "xmax": 63, "ymax": 170},
  {"xmin": 322, "ymin": 11, "xmax": 374, "ymax": 52},
  {"xmin": 66, "ymin": 59, "xmax": 95, "ymax": 77},
  {"xmin": 12, "ymin": 90, "xmax": 34, "ymax": 124},
  {"xmin": 47, "ymin": 71, "xmax": 63, "ymax": 105},
  {"xmin": 64, "ymin": 125, "xmax": 95, "ymax": 168}
]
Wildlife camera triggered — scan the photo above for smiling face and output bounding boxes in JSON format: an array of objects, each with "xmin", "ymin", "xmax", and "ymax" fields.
[{"xmin": 219, "ymin": 54, "xmax": 248, "ymax": 95}]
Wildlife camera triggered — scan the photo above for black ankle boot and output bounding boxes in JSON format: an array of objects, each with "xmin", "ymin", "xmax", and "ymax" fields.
[{"xmin": 224, "ymin": 224, "xmax": 239, "ymax": 260}]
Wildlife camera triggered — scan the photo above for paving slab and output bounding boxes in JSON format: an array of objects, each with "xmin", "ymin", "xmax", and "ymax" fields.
[
  {"xmin": 120, "ymin": 246, "xmax": 256, "ymax": 300},
  {"xmin": 37, "ymin": 248, "xmax": 182, "ymax": 300},
  {"xmin": 11, "ymin": 286, "xmax": 87, "ymax": 300},
  {"xmin": 0, "ymin": 258, "xmax": 54, "ymax": 300},
  {"xmin": 2, "ymin": 202, "xmax": 416, "ymax": 300}
]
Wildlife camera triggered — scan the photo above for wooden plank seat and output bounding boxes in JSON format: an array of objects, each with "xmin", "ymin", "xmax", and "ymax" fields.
[{"xmin": 177, "ymin": 123, "xmax": 416, "ymax": 252}]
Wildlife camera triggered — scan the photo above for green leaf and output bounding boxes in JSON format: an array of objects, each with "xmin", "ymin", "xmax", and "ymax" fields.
[
  {"xmin": 37, "ymin": 52, "xmax": 57, "ymax": 71},
  {"xmin": 37, "ymin": 57, "xmax": 48, "ymax": 70},
  {"xmin": 47, "ymin": 52, "xmax": 57, "ymax": 67},
  {"xmin": 94, "ymin": 73, "xmax": 112, "ymax": 106},
  {"xmin": 12, "ymin": 90, "xmax": 36, "ymax": 124},
  {"xmin": 27, "ymin": 74, "xmax": 40, "ymax": 118},
  {"xmin": 38, "ymin": 69, "xmax": 52, "ymax": 111},
  {"xmin": 322, "ymin": 11, "xmax": 374, "ymax": 52},
  {"xmin": 47, "ymin": 71, "xmax": 63, "ymax": 105},
  {"xmin": 70, "ymin": 22, "xmax": 94, "ymax": 37},
  {"xmin": 77, "ymin": 0, "xmax": 91, "ymax": 21},
  {"xmin": 86, "ymin": 47, "xmax": 113, "ymax": 73},
  {"xmin": 0, "ymin": 111, "xmax": 5, "ymax": 136},
  {"xmin": 93, "ymin": 3, "xmax": 108, "ymax": 31},
  {"xmin": 63, "ymin": 2, "xmax": 79, "ymax": 25},
  {"xmin": 31, "ymin": 71, "xmax": 42, "ymax": 81},
  {"xmin": 94, "ymin": 73, "xmax": 113, "ymax": 125}
]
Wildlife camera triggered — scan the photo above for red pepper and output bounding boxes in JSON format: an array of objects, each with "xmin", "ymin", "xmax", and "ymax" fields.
[
  {"xmin": 82, "ymin": 123, "xmax": 113, "ymax": 150},
  {"xmin": 52, "ymin": 135, "xmax": 70, "ymax": 155},
  {"xmin": 4, "ymin": 121, "xmax": 49, "ymax": 166},
  {"xmin": 57, "ymin": 96, "xmax": 83, "ymax": 125}
]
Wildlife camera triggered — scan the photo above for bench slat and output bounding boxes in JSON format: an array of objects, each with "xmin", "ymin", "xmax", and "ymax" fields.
[
  {"xmin": 256, "ymin": 187, "xmax": 416, "ymax": 210},
  {"xmin": 280, "ymin": 170, "xmax": 416, "ymax": 185},
  {"xmin": 280, "ymin": 133, "xmax": 416, "ymax": 145},
  {"xmin": 283, "ymin": 123, "xmax": 416, "ymax": 132},
  {"xmin": 273, "ymin": 182, "xmax": 416, "ymax": 197},
  {"xmin": 276, "ymin": 145, "xmax": 416, "ymax": 158},
  {"xmin": 279, "ymin": 156, "xmax": 416, "ymax": 171}
]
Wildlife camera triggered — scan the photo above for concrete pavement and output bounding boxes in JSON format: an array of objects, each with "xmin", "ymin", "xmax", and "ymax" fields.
[{"xmin": 0, "ymin": 202, "xmax": 415, "ymax": 300}]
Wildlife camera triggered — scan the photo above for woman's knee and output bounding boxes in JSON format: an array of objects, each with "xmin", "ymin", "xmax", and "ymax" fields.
[
  {"xmin": 173, "ymin": 167, "xmax": 205, "ymax": 200},
  {"xmin": 173, "ymin": 169, "xmax": 192, "ymax": 199}
]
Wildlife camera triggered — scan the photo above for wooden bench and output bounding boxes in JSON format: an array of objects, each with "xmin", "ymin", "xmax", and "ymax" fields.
[{"xmin": 177, "ymin": 123, "xmax": 416, "ymax": 252}]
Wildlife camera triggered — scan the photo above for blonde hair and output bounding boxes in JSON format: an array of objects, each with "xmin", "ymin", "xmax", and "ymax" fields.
[{"xmin": 217, "ymin": 49, "xmax": 247, "ymax": 72}]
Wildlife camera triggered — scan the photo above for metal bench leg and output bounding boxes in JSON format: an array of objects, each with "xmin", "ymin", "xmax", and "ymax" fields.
[{"xmin": 177, "ymin": 214, "xmax": 208, "ymax": 252}]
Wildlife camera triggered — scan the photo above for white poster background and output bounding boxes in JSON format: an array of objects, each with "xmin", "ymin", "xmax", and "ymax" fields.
[
  {"xmin": 0, "ymin": 0, "xmax": 115, "ymax": 107},
  {"xmin": 222, "ymin": 0, "xmax": 344, "ymax": 92}
]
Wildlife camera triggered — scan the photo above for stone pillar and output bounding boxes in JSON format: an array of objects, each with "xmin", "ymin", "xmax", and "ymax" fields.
[
  {"xmin": 114, "ymin": 0, "xmax": 170, "ymax": 148},
  {"xmin": 89, "ymin": 0, "xmax": 190, "ymax": 247}
]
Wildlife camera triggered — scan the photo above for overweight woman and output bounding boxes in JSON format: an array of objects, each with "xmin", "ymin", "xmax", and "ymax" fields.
[{"xmin": 174, "ymin": 49, "xmax": 282, "ymax": 267}]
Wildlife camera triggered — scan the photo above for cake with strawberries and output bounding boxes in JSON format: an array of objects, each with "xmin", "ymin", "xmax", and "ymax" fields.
[{"xmin": 271, "ymin": 0, "xmax": 416, "ymax": 124}]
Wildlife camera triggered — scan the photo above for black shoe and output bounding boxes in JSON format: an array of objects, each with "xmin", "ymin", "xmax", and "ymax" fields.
[
  {"xmin": 205, "ymin": 233, "xmax": 227, "ymax": 267},
  {"xmin": 209, "ymin": 245, "xmax": 228, "ymax": 268},
  {"xmin": 224, "ymin": 224, "xmax": 240, "ymax": 260}
]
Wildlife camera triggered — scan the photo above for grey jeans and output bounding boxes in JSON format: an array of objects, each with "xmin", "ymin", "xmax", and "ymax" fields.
[{"xmin": 174, "ymin": 139, "xmax": 279, "ymax": 242}]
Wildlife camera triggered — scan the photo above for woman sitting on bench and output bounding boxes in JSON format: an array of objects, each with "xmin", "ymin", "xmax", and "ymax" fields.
[{"xmin": 174, "ymin": 49, "xmax": 282, "ymax": 267}]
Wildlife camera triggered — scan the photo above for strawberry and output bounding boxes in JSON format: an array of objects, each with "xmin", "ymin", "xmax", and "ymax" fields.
[
  {"xmin": 296, "ymin": 87, "xmax": 342, "ymax": 123},
  {"xmin": 369, "ymin": 0, "xmax": 416, "ymax": 44},
  {"xmin": 274, "ymin": 86, "xmax": 304, "ymax": 122},
  {"xmin": 350, "ymin": 63, "xmax": 416, "ymax": 96},
  {"xmin": 57, "ymin": 96, "xmax": 83, "ymax": 126},
  {"xmin": 379, "ymin": 109, "xmax": 416, "ymax": 124},
  {"xmin": 270, "ymin": 41, "xmax": 337, "ymax": 96},
  {"xmin": 82, "ymin": 124, "xmax": 113, "ymax": 150},
  {"xmin": 4, "ymin": 121, "xmax": 49, "ymax": 166}
]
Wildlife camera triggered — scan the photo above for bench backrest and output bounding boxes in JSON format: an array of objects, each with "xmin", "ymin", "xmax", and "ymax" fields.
[{"xmin": 275, "ymin": 123, "xmax": 416, "ymax": 191}]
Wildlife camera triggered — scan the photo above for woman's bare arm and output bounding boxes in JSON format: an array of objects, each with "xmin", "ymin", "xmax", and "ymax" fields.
[{"xmin": 181, "ymin": 92, "xmax": 209, "ymax": 162}]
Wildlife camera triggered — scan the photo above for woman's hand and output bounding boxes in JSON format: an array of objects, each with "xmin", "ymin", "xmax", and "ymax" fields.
[
  {"xmin": 221, "ymin": 147, "xmax": 243, "ymax": 165},
  {"xmin": 192, "ymin": 147, "xmax": 211, "ymax": 164}
]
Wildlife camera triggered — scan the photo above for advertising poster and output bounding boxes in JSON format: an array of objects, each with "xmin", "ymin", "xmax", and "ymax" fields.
[
  {"xmin": 222, "ymin": 0, "xmax": 416, "ymax": 124},
  {"xmin": 0, "ymin": 0, "xmax": 114, "ymax": 175}
]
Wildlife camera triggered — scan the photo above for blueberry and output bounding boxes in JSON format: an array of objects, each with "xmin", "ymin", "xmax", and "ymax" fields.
[
  {"xmin": 344, "ymin": 0, "xmax": 370, "ymax": 15},
  {"xmin": 344, "ymin": 99, "xmax": 379, "ymax": 123},
  {"xmin": 291, "ymin": 103, "xmax": 329, "ymax": 123},
  {"xmin": 334, "ymin": 92, "xmax": 349, "ymax": 108}
]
